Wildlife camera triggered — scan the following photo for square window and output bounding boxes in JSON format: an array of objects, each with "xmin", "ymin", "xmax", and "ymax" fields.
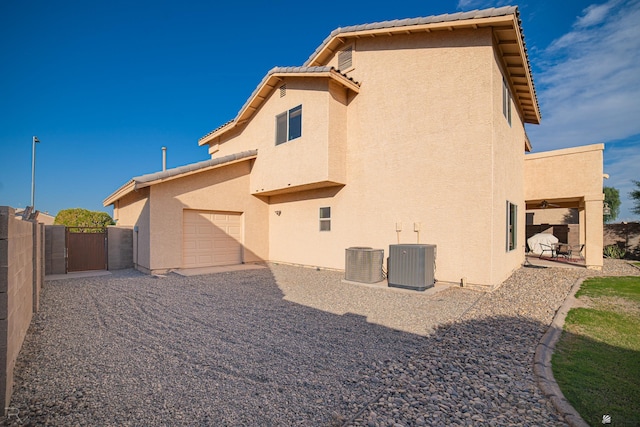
[{"xmin": 319, "ymin": 207, "xmax": 331, "ymax": 231}]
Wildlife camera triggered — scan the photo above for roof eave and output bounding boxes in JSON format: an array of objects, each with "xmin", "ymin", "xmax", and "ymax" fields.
[
  {"xmin": 499, "ymin": 13, "xmax": 540, "ymax": 125},
  {"xmin": 306, "ymin": 15, "xmax": 519, "ymax": 66},
  {"xmin": 103, "ymin": 180, "xmax": 136, "ymax": 207},
  {"xmin": 103, "ymin": 151, "xmax": 258, "ymax": 206},
  {"xmin": 305, "ymin": 10, "xmax": 541, "ymax": 125},
  {"xmin": 199, "ymin": 68, "xmax": 360, "ymax": 146},
  {"xmin": 136, "ymin": 153, "xmax": 257, "ymax": 189}
]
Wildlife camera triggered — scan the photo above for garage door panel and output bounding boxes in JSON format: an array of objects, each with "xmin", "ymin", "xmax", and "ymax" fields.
[
  {"xmin": 227, "ymin": 226, "xmax": 242, "ymax": 238},
  {"xmin": 183, "ymin": 210, "xmax": 243, "ymax": 268}
]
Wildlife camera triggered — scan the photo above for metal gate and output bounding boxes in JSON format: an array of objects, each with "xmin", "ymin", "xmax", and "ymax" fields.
[{"xmin": 66, "ymin": 227, "xmax": 107, "ymax": 272}]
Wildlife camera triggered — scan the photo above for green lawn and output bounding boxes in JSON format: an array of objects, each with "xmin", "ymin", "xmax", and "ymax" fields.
[{"xmin": 552, "ymin": 276, "xmax": 640, "ymax": 427}]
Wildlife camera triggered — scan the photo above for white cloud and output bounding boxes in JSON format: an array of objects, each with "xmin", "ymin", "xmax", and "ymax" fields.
[
  {"xmin": 528, "ymin": 0, "xmax": 640, "ymax": 152},
  {"xmin": 575, "ymin": 0, "xmax": 621, "ymax": 28}
]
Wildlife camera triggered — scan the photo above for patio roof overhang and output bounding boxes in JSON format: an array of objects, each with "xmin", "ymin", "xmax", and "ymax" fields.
[{"xmin": 526, "ymin": 197, "xmax": 584, "ymax": 211}]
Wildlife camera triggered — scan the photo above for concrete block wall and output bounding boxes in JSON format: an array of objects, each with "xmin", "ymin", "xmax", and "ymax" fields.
[
  {"xmin": 107, "ymin": 227, "xmax": 134, "ymax": 270},
  {"xmin": 33, "ymin": 222, "xmax": 44, "ymax": 313},
  {"xmin": 45, "ymin": 225, "xmax": 66, "ymax": 275},
  {"xmin": 604, "ymin": 222, "xmax": 640, "ymax": 258},
  {"xmin": 0, "ymin": 206, "xmax": 43, "ymax": 413}
]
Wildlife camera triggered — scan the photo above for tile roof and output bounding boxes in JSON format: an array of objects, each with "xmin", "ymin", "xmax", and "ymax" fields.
[
  {"xmin": 132, "ymin": 149, "xmax": 258, "ymax": 184},
  {"xmin": 303, "ymin": 6, "xmax": 519, "ymax": 66},
  {"xmin": 301, "ymin": 5, "xmax": 539, "ymax": 124},
  {"xmin": 103, "ymin": 150, "xmax": 258, "ymax": 206},
  {"xmin": 198, "ymin": 5, "xmax": 539, "ymax": 144}
]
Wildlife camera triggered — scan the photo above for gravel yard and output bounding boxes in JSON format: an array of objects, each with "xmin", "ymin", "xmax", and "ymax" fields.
[{"xmin": 4, "ymin": 260, "xmax": 639, "ymax": 426}]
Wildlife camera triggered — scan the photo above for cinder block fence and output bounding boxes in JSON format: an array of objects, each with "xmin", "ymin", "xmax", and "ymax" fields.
[{"xmin": 0, "ymin": 206, "xmax": 44, "ymax": 414}]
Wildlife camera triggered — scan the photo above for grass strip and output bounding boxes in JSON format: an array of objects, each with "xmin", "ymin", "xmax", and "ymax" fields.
[{"xmin": 552, "ymin": 276, "xmax": 640, "ymax": 426}]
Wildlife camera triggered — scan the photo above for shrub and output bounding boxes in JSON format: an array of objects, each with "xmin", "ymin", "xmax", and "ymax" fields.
[{"xmin": 603, "ymin": 244, "xmax": 626, "ymax": 259}]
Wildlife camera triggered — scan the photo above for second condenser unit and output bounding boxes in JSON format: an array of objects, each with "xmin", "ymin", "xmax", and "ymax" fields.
[
  {"xmin": 388, "ymin": 244, "xmax": 436, "ymax": 291},
  {"xmin": 345, "ymin": 247, "xmax": 384, "ymax": 284}
]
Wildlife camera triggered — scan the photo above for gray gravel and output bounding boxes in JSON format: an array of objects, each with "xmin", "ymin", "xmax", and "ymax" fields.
[{"xmin": 3, "ymin": 260, "xmax": 639, "ymax": 426}]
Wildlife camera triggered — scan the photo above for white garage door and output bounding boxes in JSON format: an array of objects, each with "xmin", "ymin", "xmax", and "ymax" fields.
[{"xmin": 183, "ymin": 210, "xmax": 243, "ymax": 268}]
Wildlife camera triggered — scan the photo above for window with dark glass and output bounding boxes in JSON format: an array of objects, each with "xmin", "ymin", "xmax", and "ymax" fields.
[
  {"xmin": 507, "ymin": 201, "xmax": 517, "ymax": 251},
  {"xmin": 276, "ymin": 105, "xmax": 302, "ymax": 145},
  {"xmin": 503, "ymin": 77, "xmax": 512, "ymax": 127}
]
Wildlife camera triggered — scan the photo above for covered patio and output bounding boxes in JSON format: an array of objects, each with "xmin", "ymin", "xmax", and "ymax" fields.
[{"xmin": 524, "ymin": 144, "xmax": 605, "ymax": 270}]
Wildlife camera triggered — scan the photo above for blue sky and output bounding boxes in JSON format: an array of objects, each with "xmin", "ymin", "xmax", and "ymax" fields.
[{"xmin": 1, "ymin": 0, "xmax": 639, "ymax": 221}]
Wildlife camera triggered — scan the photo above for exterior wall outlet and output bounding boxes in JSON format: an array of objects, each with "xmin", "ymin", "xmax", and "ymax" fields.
[
  {"xmin": 414, "ymin": 222, "xmax": 421, "ymax": 232},
  {"xmin": 396, "ymin": 222, "xmax": 402, "ymax": 232}
]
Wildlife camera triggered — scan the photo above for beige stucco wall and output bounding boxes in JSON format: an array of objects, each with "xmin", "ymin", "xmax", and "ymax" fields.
[
  {"xmin": 112, "ymin": 188, "xmax": 150, "ymax": 271},
  {"xmin": 146, "ymin": 161, "xmax": 268, "ymax": 272},
  {"xmin": 524, "ymin": 144, "xmax": 604, "ymax": 202},
  {"xmin": 201, "ymin": 28, "xmax": 527, "ymax": 288},
  {"xmin": 489, "ymin": 43, "xmax": 527, "ymax": 286},
  {"xmin": 213, "ymin": 77, "xmax": 349, "ymax": 196}
]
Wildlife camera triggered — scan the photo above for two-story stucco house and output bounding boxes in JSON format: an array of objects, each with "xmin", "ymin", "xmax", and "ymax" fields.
[{"xmin": 104, "ymin": 6, "xmax": 605, "ymax": 290}]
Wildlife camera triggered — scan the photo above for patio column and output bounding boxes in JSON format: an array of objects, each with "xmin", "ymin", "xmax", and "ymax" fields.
[
  {"xmin": 583, "ymin": 194, "xmax": 603, "ymax": 270},
  {"xmin": 578, "ymin": 201, "xmax": 586, "ymax": 246}
]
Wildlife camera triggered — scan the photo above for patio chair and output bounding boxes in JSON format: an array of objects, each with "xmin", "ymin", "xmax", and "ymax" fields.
[
  {"xmin": 556, "ymin": 243, "xmax": 572, "ymax": 260},
  {"xmin": 539, "ymin": 243, "xmax": 556, "ymax": 259},
  {"xmin": 570, "ymin": 244, "xmax": 585, "ymax": 261}
]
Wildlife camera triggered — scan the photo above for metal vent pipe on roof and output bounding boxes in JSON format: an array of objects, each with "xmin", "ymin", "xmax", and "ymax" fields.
[{"xmin": 162, "ymin": 146, "xmax": 167, "ymax": 171}]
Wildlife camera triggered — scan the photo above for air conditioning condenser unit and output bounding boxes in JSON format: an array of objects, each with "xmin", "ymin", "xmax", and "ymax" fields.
[
  {"xmin": 345, "ymin": 247, "xmax": 384, "ymax": 284},
  {"xmin": 388, "ymin": 244, "xmax": 436, "ymax": 291}
]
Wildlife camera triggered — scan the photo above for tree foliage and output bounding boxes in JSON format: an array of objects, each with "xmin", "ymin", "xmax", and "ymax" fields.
[
  {"xmin": 604, "ymin": 186, "xmax": 621, "ymax": 223},
  {"xmin": 631, "ymin": 181, "xmax": 640, "ymax": 216},
  {"xmin": 54, "ymin": 208, "xmax": 115, "ymax": 230}
]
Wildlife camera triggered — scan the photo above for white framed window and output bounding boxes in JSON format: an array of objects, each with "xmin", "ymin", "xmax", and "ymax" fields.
[
  {"xmin": 503, "ymin": 77, "xmax": 512, "ymax": 126},
  {"xmin": 319, "ymin": 207, "xmax": 331, "ymax": 231},
  {"xmin": 276, "ymin": 105, "xmax": 302, "ymax": 145},
  {"xmin": 506, "ymin": 201, "xmax": 517, "ymax": 251}
]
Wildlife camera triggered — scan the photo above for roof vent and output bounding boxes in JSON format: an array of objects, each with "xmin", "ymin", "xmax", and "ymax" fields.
[
  {"xmin": 338, "ymin": 46, "xmax": 353, "ymax": 70},
  {"xmin": 280, "ymin": 84, "xmax": 286, "ymax": 97}
]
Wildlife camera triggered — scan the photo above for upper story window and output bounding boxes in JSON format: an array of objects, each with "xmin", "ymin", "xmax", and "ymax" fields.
[
  {"xmin": 502, "ymin": 77, "xmax": 512, "ymax": 127},
  {"xmin": 276, "ymin": 105, "xmax": 302, "ymax": 145},
  {"xmin": 338, "ymin": 46, "xmax": 353, "ymax": 70}
]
